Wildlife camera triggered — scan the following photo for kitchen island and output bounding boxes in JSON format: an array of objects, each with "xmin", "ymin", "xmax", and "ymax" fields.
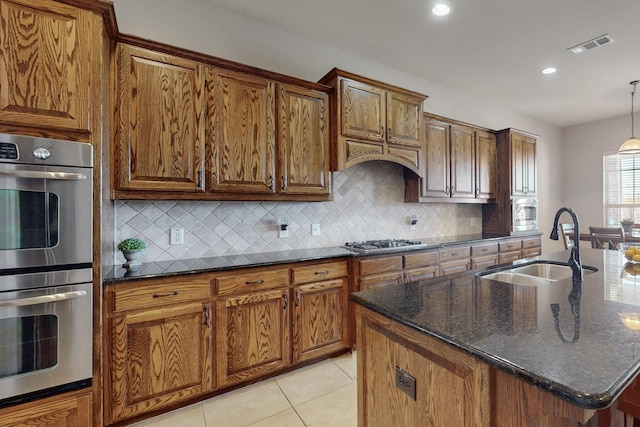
[{"xmin": 351, "ymin": 248, "xmax": 640, "ymax": 426}]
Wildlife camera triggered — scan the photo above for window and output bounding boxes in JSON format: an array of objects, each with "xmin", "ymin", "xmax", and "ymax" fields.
[{"xmin": 603, "ymin": 153, "xmax": 640, "ymax": 225}]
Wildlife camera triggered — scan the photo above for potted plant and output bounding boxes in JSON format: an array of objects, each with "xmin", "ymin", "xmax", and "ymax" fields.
[
  {"xmin": 621, "ymin": 218, "xmax": 635, "ymax": 234},
  {"xmin": 117, "ymin": 237, "xmax": 146, "ymax": 268}
]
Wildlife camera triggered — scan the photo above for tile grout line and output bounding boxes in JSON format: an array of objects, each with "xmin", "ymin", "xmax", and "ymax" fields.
[{"xmin": 273, "ymin": 379, "xmax": 308, "ymax": 427}]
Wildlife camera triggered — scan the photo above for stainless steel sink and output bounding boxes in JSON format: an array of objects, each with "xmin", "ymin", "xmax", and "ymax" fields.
[{"xmin": 477, "ymin": 262, "xmax": 597, "ymax": 286}]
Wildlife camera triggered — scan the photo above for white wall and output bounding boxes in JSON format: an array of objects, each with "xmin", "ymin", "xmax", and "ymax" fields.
[
  {"xmin": 110, "ymin": 0, "xmax": 565, "ymax": 254},
  {"xmin": 562, "ymin": 114, "xmax": 640, "ymax": 229}
]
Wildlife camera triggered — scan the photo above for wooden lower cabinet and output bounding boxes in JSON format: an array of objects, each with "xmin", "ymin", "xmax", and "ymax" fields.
[
  {"xmin": 216, "ymin": 287, "xmax": 290, "ymax": 387},
  {"xmin": 105, "ymin": 278, "xmax": 213, "ymax": 425},
  {"xmin": 0, "ymin": 389, "xmax": 91, "ymax": 427}
]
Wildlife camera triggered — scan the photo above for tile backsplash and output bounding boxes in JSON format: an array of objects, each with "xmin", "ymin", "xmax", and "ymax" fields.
[{"xmin": 114, "ymin": 161, "xmax": 481, "ymax": 264}]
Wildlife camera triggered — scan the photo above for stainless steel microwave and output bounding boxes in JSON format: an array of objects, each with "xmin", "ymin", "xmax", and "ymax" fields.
[{"xmin": 512, "ymin": 198, "xmax": 538, "ymax": 232}]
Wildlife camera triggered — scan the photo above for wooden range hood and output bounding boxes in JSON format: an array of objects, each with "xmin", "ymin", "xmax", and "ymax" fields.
[{"xmin": 318, "ymin": 68, "xmax": 427, "ymax": 176}]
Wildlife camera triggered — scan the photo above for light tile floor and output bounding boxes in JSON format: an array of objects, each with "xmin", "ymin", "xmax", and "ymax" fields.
[{"xmin": 129, "ymin": 352, "xmax": 357, "ymax": 427}]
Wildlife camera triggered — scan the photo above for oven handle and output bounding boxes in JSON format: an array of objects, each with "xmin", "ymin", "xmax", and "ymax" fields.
[
  {"xmin": 0, "ymin": 170, "xmax": 87, "ymax": 180},
  {"xmin": 0, "ymin": 290, "xmax": 87, "ymax": 308}
]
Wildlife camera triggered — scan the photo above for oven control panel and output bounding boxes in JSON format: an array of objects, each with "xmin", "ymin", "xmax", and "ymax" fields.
[{"xmin": 0, "ymin": 142, "xmax": 18, "ymax": 160}]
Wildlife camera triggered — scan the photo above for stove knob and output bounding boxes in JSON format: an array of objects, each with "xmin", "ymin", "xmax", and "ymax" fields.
[{"xmin": 33, "ymin": 147, "xmax": 51, "ymax": 160}]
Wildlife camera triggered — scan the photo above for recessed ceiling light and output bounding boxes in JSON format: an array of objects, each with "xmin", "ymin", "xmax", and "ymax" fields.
[
  {"xmin": 542, "ymin": 67, "xmax": 557, "ymax": 75},
  {"xmin": 432, "ymin": 4, "xmax": 450, "ymax": 16}
]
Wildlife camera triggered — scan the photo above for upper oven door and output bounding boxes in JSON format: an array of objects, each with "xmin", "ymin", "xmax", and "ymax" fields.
[{"xmin": 0, "ymin": 163, "xmax": 92, "ymax": 270}]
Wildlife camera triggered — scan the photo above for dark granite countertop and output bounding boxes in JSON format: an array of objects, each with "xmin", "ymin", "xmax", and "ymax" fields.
[
  {"xmin": 104, "ymin": 233, "xmax": 541, "ymax": 284},
  {"xmin": 350, "ymin": 248, "xmax": 640, "ymax": 410}
]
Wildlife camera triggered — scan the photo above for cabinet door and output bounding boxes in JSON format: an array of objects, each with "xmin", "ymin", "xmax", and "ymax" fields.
[
  {"xmin": 386, "ymin": 91, "xmax": 422, "ymax": 147},
  {"xmin": 423, "ymin": 118, "xmax": 451, "ymax": 198},
  {"xmin": 114, "ymin": 45, "xmax": 204, "ymax": 192},
  {"xmin": 292, "ymin": 279, "xmax": 348, "ymax": 363},
  {"xmin": 524, "ymin": 136, "xmax": 536, "ymax": 196},
  {"xmin": 450, "ymin": 125, "xmax": 475, "ymax": 199},
  {"xmin": 0, "ymin": 0, "xmax": 95, "ymax": 134},
  {"xmin": 108, "ymin": 302, "xmax": 213, "ymax": 423},
  {"xmin": 206, "ymin": 68, "xmax": 276, "ymax": 193},
  {"xmin": 217, "ymin": 289, "xmax": 290, "ymax": 387},
  {"xmin": 277, "ymin": 84, "xmax": 330, "ymax": 195},
  {"xmin": 510, "ymin": 132, "xmax": 527, "ymax": 196},
  {"xmin": 0, "ymin": 389, "xmax": 91, "ymax": 427},
  {"xmin": 340, "ymin": 79, "xmax": 385, "ymax": 142},
  {"xmin": 475, "ymin": 130, "xmax": 497, "ymax": 200}
]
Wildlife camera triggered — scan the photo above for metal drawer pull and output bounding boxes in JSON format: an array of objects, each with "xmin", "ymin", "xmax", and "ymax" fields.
[
  {"xmin": 246, "ymin": 279, "xmax": 265, "ymax": 285},
  {"xmin": 283, "ymin": 293, "xmax": 288, "ymax": 310},
  {"xmin": 0, "ymin": 290, "xmax": 87, "ymax": 308},
  {"xmin": 204, "ymin": 306, "xmax": 210, "ymax": 326},
  {"xmin": 0, "ymin": 170, "xmax": 86, "ymax": 180},
  {"xmin": 315, "ymin": 270, "xmax": 330, "ymax": 275},
  {"xmin": 153, "ymin": 291, "xmax": 178, "ymax": 298}
]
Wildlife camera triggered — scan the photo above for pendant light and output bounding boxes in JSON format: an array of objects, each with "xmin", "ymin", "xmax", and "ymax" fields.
[{"xmin": 618, "ymin": 80, "xmax": 640, "ymax": 153}]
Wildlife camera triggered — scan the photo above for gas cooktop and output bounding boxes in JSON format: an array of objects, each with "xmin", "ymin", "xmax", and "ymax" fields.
[{"xmin": 343, "ymin": 239, "xmax": 428, "ymax": 253}]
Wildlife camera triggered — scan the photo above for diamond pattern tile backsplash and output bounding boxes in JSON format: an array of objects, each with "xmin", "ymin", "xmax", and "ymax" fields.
[{"xmin": 114, "ymin": 161, "xmax": 482, "ymax": 264}]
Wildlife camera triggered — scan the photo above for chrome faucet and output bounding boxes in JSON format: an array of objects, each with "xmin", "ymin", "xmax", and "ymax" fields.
[{"xmin": 550, "ymin": 207, "xmax": 583, "ymax": 280}]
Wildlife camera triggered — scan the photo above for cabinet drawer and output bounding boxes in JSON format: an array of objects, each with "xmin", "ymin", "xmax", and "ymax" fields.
[
  {"xmin": 499, "ymin": 251, "xmax": 522, "ymax": 264},
  {"xmin": 358, "ymin": 256, "xmax": 403, "ymax": 276},
  {"xmin": 471, "ymin": 242, "xmax": 499, "ymax": 256},
  {"xmin": 522, "ymin": 248, "xmax": 541, "ymax": 259},
  {"xmin": 471, "ymin": 254, "xmax": 499, "ymax": 270},
  {"xmin": 499, "ymin": 240, "xmax": 522, "ymax": 252},
  {"xmin": 359, "ymin": 273, "xmax": 403, "ymax": 290},
  {"xmin": 405, "ymin": 266, "xmax": 439, "ymax": 281},
  {"xmin": 404, "ymin": 250, "xmax": 438, "ymax": 269},
  {"xmin": 522, "ymin": 237, "xmax": 542, "ymax": 249},
  {"xmin": 292, "ymin": 261, "xmax": 348, "ymax": 284},
  {"xmin": 216, "ymin": 268, "xmax": 289, "ymax": 295},
  {"xmin": 439, "ymin": 259, "xmax": 470, "ymax": 276},
  {"xmin": 113, "ymin": 280, "xmax": 211, "ymax": 313},
  {"xmin": 438, "ymin": 245, "xmax": 470, "ymax": 262}
]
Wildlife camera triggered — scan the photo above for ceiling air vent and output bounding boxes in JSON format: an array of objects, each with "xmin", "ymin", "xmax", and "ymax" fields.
[{"xmin": 568, "ymin": 34, "xmax": 614, "ymax": 54}]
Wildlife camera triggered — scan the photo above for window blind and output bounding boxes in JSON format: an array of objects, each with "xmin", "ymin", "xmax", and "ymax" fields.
[{"xmin": 603, "ymin": 153, "xmax": 640, "ymax": 224}]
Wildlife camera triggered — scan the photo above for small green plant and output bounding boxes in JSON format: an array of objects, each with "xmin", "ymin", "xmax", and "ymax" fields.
[
  {"xmin": 621, "ymin": 218, "xmax": 635, "ymax": 225},
  {"xmin": 117, "ymin": 237, "xmax": 146, "ymax": 252}
]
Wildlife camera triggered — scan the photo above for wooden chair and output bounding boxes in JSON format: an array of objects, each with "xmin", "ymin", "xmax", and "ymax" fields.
[
  {"xmin": 589, "ymin": 226, "xmax": 625, "ymax": 249},
  {"xmin": 559, "ymin": 223, "xmax": 575, "ymax": 250}
]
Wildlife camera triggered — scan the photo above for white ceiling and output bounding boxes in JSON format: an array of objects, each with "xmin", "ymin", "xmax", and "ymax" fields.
[{"xmin": 200, "ymin": 0, "xmax": 640, "ymax": 128}]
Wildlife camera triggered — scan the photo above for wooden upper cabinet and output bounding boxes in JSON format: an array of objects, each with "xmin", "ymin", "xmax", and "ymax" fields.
[
  {"xmin": 386, "ymin": 91, "xmax": 422, "ymax": 148},
  {"xmin": 475, "ymin": 130, "xmax": 497, "ymax": 200},
  {"xmin": 422, "ymin": 117, "xmax": 450, "ymax": 198},
  {"xmin": 0, "ymin": 0, "xmax": 97, "ymax": 136},
  {"xmin": 277, "ymin": 83, "xmax": 330, "ymax": 196},
  {"xmin": 450, "ymin": 124, "xmax": 475, "ymax": 199},
  {"xmin": 206, "ymin": 67, "xmax": 276, "ymax": 194},
  {"xmin": 319, "ymin": 68, "xmax": 426, "ymax": 174},
  {"xmin": 113, "ymin": 44, "xmax": 205, "ymax": 193},
  {"xmin": 405, "ymin": 115, "xmax": 497, "ymax": 203},
  {"xmin": 341, "ymin": 79, "xmax": 386, "ymax": 142},
  {"xmin": 505, "ymin": 129, "xmax": 536, "ymax": 197}
]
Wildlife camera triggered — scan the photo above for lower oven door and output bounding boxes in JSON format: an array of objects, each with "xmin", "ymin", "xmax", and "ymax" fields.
[{"xmin": 0, "ymin": 270, "xmax": 92, "ymax": 404}]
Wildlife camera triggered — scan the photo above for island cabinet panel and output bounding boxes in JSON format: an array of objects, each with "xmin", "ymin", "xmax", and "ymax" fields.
[
  {"xmin": 113, "ymin": 44, "xmax": 205, "ymax": 193},
  {"xmin": 277, "ymin": 84, "xmax": 330, "ymax": 196},
  {"xmin": 0, "ymin": 0, "xmax": 98, "ymax": 136},
  {"xmin": 356, "ymin": 306, "xmax": 490, "ymax": 427},
  {"xmin": 0, "ymin": 388, "xmax": 91, "ymax": 427},
  {"xmin": 105, "ymin": 277, "xmax": 213, "ymax": 425},
  {"xmin": 206, "ymin": 67, "xmax": 276, "ymax": 194}
]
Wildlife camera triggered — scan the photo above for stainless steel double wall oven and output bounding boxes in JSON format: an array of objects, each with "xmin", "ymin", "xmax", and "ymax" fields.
[{"xmin": 0, "ymin": 133, "xmax": 93, "ymax": 407}]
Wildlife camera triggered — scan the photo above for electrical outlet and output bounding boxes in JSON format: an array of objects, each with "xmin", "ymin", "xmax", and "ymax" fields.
[
  {"xmin": 311, "ymin": 223, "xmax": 321, "ymax": 236},
  {"xmin": 170, "ymin": 228, "xmax": 184, "ymax": 245},
  {"xmin": 410, "ymin": 215, "xmax": 417, "ymax": 230},
  {"xmin": 395, "ymin": 366, "xmax": 416, "ymax": 400},
  {"xmin": 279, "ymin": 217, "xmax": 289, "ymax": 238}
]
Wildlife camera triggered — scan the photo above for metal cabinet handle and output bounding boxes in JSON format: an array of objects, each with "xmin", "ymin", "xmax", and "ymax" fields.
[
  {"xmin": 282, "ymin": 176, "xmax": 287, "ymax": 190},
  {"xmin": 388, "ymin": 127, "xmax": 392, "ymax": 141},
  {"xmin": 315, "ymin": 270, "xmax": 329, "ymax": 275},
  {"xmin": 381, "ymin": 126, "xmax": 385, "ymax": 139},
  {"xmin": 245, "ymin": 279, "xmax": 264, "ymax": 285},
  {"xmin": 268, "ymin": 175, "xmax": 274, "ymax": 192},
  {"xmin": 153, "ymin": 291, "xmax": 179, "ymax": 298},
  {"xmin": 0, "ymin": 170, "xmax": 86, "ymax": 180},
  {"xmin": 451, "ymin": 186, "xmax": 455, "ymax": 196},
  {"xmin": 283, "ymin": 292, "xmax": 288, "ymax": 310},
  {"xmin": 197, "ymin": 170, "xmax": 202, "ymax": 188},
  {"xmin": 0, "ymin": 290, "xmax": 87, "ymax": 308},
  {"xmin": 445, "ymin": 186, "xmax": 450, "ymax": 194},
  {"xmin": 204, "ymin": 306, "xmax": 210, "ymax": 326},
  {"xmin": 295, "ymin": 290, "xmax": 300, "ymax": 306}
]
